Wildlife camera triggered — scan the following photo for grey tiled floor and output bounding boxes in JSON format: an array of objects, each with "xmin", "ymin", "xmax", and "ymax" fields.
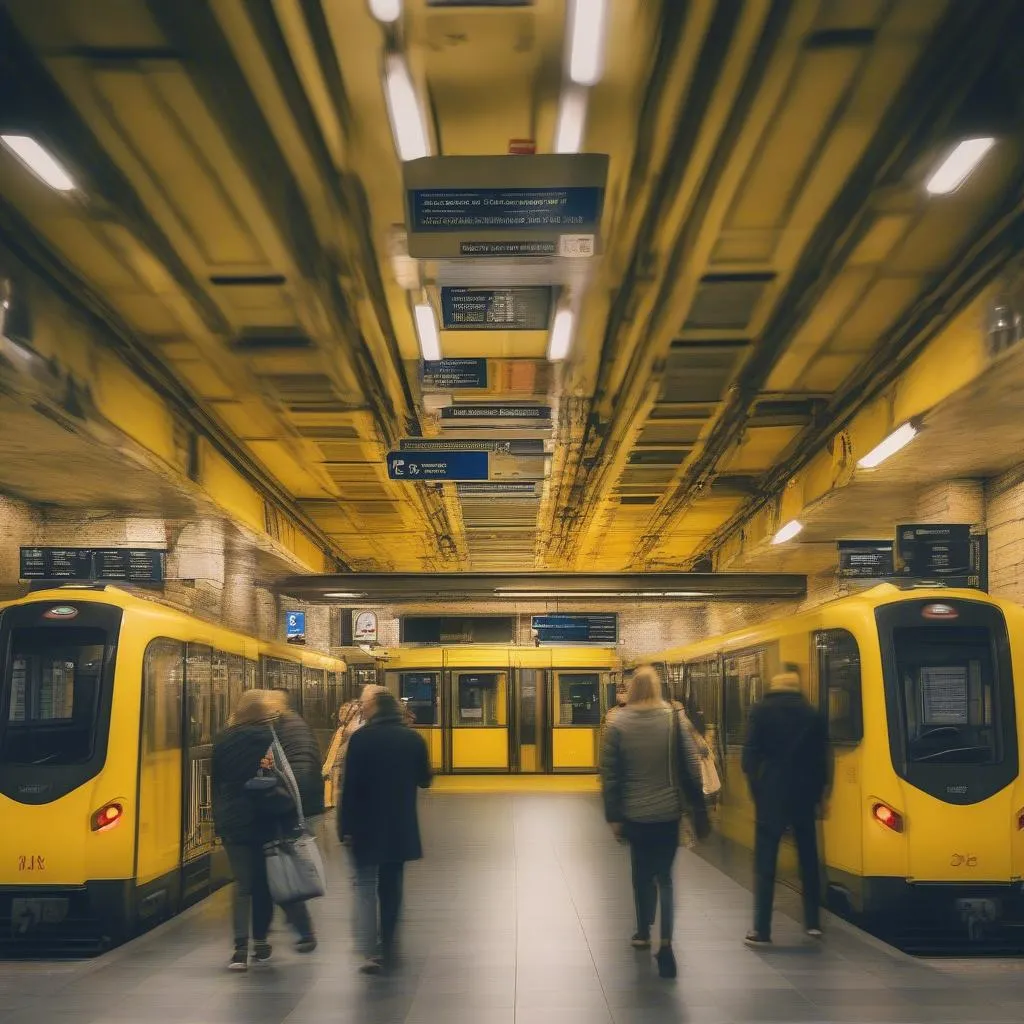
[{"xmin": 0, "ymin": 792, "xmax": 1021, "ymax": 1023}]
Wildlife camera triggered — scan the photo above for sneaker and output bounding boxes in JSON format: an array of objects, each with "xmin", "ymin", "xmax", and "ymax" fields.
[
  {"xmin": 631, "ymin": 932, "xmax": 651, "ymax": 949},
  {"xmin": 744, "ymin": 931, "xmax": 772, "ymax": 948},
  {"xmin": 655, "ymin": 945, "xmax": 677, "ymax": 979},
  {"xmin": 359, "ymin": 956, "xmax": 383, "ymax": 975},
  {"xmin": 229, "ymin": 947, "xmax": 248, "ymax": 971},
  {"xmin": 805, "ymin": 927, "xmax": 823, "ymax": 939},
  {"xmin": 296, "ymin": 936, "xmax": 318, "ymax": 954},
  {"xmin": 252, "ymin": 940, "xmax": 272, "ymax": 962}
]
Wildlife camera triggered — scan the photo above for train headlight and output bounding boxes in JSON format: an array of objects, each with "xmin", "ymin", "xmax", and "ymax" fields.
[
  {"xmin": 91, "ymin": 801, "xmax": 124, "ymax": 832},
  {"xmin": 872, "ymin": 802, "xmax": 904, "ymax": 833}
]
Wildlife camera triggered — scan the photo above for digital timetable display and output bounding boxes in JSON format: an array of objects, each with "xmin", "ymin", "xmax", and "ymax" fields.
[{"xmin": 531, "ymin": 613, "xmax": 617, "ymax": 646}]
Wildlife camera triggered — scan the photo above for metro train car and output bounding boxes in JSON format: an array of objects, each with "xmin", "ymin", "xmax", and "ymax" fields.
[
  {"xmin": 637, "ymin": 584, "xmax": 1024, "ymax": 937},
  {"xmin": 382, "ymin": 645, "xmax": 619, "ymax": 773},
  {"xmin": 0, "ymin": 585, "xmax": 347, "ymax": 952}
]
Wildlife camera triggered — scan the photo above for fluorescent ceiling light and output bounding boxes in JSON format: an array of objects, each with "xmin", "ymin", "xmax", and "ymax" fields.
[
  {"xmin": 554, "ymin": 86, "xmax": 588, "ymax": 154},
  {"xmin": 1, "ymin": 135, "xmax": 76, "ymax": 191},
  {"xmin": 414, "ymin": 302, "xmax": 441, "ymax": 361},
  {"xmin": 857, "ymin": 422, "xmax": 918, "ymax": 469},
  {"xmin": 772, "ymin": 520, "xmax": 803, "ymax": 545},
  {"xmin": 368, "ymin": 0, "xmax": 401, "ymax": 22},
  {"xmin": 925, "ymin": 137, "xmax": 995, "ymax": 195},
  {"xmin": 548, "ymin": 308, "xmax": 575, "ymax": 361},
  {"xmin": 384, "ymin": 54, "xmax": 430, "ymax": 162},
  {"xmin": 567, "ymin": 0, "xmax": 609, "ymax": 86},
  {"xmin": 324, "ymin": 592, "xmax": 368, "ymax": 599}
]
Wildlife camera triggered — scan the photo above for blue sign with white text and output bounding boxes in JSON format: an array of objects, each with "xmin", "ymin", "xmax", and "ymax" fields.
[
  {"xmin": 421, "ymin": 358, "xmax": 488, "ymax": 390},
  {"xmin": 387, "ymin": 450, "xmax": 489, "ymax": 481},
  {"xmin": 285, "ymin": 611, "xmax": 306, "ymax": 645},
  {"xmin": 410, "ymin": 187, "xmax": 602, "ymax": 233}
]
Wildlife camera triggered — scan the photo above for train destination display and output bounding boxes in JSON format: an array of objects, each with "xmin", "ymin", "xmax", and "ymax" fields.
[
  {"xmin": 20, "ymin": 547, "xmax": 166, "ymax": 584},
  {"xmin": 531, "ymin": 613, "xmax": 618, "ymax": 646}
]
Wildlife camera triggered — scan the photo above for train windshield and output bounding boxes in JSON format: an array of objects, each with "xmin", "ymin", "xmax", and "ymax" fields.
[
  {"xmin": 894, "ymin": 625, "xmax": 1001, "ymax": 765},
  {"xmin": 0, "ymin": 627, "xmax": 109, "ymax": 765}
]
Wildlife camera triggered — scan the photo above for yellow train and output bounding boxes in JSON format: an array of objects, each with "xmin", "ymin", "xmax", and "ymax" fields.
[
  {"xmin": 382, "ymin": 646, "xmax": 619, "ymax": 773},
  {"xmin": 0, "ymin": 585, "xmax": 347, "ymax": 952},
  {"xmin": 638, "ymin": 584, "xmax": 1024, "ymax": 937}
]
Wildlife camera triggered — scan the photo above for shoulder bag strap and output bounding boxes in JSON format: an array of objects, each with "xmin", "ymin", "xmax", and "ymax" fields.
[{"xmin": 270, "ymin": 724, "xmax": 306, "ymax": 828}]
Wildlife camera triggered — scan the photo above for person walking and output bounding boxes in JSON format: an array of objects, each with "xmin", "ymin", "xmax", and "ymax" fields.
[
  {"xmin": 212, "ymin": 689, "xmax": 287, "ymax": 971},
  {"xmin": 339, "ymin": 689, "xmax": 432, "ymax": 974},
  {"xmin": 265, "ymin": 689, "xmax": 323, "ymax": 952},
  {"xmin": 322, "ymin": 684, "xmax": 389, "ymax": 808},
  {"xmin": 741, "ymin": 664, "xmax": 831, "ymax": 947},
  {"xmin": 601, "ymin": 664, "xmax": 710, "ymax": 979}
]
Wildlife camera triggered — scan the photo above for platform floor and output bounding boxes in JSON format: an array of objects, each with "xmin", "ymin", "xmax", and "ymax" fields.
[{"xmin": 2, "ymin": 791, "xmax": 1022, "ymax": 1024}]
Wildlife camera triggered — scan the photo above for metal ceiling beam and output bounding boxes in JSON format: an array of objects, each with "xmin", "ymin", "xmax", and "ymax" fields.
[{"xmin": 274, "ymin": 572, "xmax": 807, "ymax": 602}]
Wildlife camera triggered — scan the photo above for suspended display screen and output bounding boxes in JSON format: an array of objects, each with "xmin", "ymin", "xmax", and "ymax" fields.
[
  {"xmin": 401, "ymin": 616, "xmax": 516, "ymax": 645},
  {"xmin": 532, "ymin": 614, "xmax": 617, "ymax": 645}
]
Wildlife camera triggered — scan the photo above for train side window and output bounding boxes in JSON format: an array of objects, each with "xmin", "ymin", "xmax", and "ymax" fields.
[
  {"xmin": 303, "ymin": 666, "xmax": 328, "ymax": 731},
  {"xmin": 724, "ymin": 649, "xmax": 764, "ymax": 746},
  {"xmin": 817, "ymin": 629, "xmax": 862, "ymax": 744},
  {"xmin": 143, "ymin": 638, "xmax": 184, "ymax": 752},
  {"xmin": 227, "ymin": 654, "xmax": 244, "ymax": 718},
  {"xmin": 211, "ymin": 649, "xmax": 230, "ymax": 737},
  {"xmin": 244, "ymin": 658, "xmax": 258, "ymax": 691},
  {"xmin": 186, "ymin": 645, "xmax": 213, "ymax": 747}
]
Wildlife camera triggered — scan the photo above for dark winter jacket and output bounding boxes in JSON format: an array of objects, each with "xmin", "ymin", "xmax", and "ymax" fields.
[
  {"xmin": 338, "ymin": 710, "xmax": 432, "ymax": 866},
  {"xmin": 212, "ymin": 722, "xmax": 275, "ymax": 845},
  {"xmin": 275, "ymin": 710, "xmax": 325, "ymax": 819},
  {"xmin": 741, "ymin": 691, "xmax": 831, "ymax": 828}
]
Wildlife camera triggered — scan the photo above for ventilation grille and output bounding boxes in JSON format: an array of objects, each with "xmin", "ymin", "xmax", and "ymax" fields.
[
  {"xmin": 659, "ymin": 342, "xmax": 747, "ymax": 404},
  {"xmin": 684, "ymin": 274, "xmax": 775, "ymax": 331}
]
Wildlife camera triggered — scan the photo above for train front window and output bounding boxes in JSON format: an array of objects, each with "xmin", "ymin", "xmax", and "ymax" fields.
[
  {"xmin": 0, "ymin": 628, "xmax": 108, "ymax": 765},
  {"xmin": 894, "ymin": 626, "xmax": 1000, "ymax": 765}
]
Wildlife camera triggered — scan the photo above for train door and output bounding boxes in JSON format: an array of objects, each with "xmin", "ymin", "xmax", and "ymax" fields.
[
  {"xmin": 180, "ymin": 644, "xmax": 215, "ymax": 904},
  {"xmin": 550, "ymin": 669, "xmax": 606, "ymax": 771},
  {"xmin": 388, "ymin": 669, "xmax": 444, "ymax": 771},
  {"xmin": 445, "ymin": 650, "xmax": 511, "ymax": 771},
  {"xmin": 511, "ymin": 652, "xmax": 549, "ymax": 773}
]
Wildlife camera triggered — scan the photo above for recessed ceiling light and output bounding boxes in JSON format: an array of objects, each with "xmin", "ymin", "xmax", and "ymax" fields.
[
  {"xmin": 547, "ymin": 308, "xmax": 575, "ymax": 361},
  {"xmin": 368, "ymin": 0, "xmax": 401, "ymax": 23},
  {"xmin": 772, "ymin": 520, "xmax": 803, "ymax": 545},
  {"xmin": 925, "ymin": 137, "xmax": 995, "ymax": 195},
  {"xmin": 384, "ymin": 54, "xmax": 430, "ymax": 162},
  {"xmin": 413, "ymin": 302, "xmax": 441, "ymax": 362},
  {"xmin": 567, "ymin": 0, "xmax": 609, "ymax": 87},
  {"xmin": 857, "ymin": 422, "xmax": 918, "ymax": 469}
]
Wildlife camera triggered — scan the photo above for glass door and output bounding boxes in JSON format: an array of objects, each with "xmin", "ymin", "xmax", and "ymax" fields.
[
  {"xmin": 513, "ymin": 668, "xmax": 545, "ymax": 773},
  {"xmin": 389, "ymin": 670, "xmax": 443, "ymax": 771},
  {"xmin": 550, "ymin": 670, "xmax": 605, "ymax": 771},
  {"xmin": 447, "ymin": 668, "xmax": 510, "ymax": 771}
]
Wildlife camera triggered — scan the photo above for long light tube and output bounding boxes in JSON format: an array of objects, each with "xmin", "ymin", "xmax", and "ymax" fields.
[
  {"xmin": 567, "ymin": 0, "xmax": 610, "ymax": 86},
  {"xmin": 1, "ymin": 135, "xmax": 76, "ymax": 191},
  {"xmin": 772, "ymin": 520, "xmax": 803, "ymax": 545},
  {"xmin": 925, "ymin": 137, "xmax": 995, "ymax": 195},
  {"xmin": 548, "ymin": 308, "xmax": 575, "ymax": 362},
  {"xmin": 413, "ymin": 302, "xmax": 441, "ymax": 362},
  {"xmin": 384, "ymin": 54, "xmax": 430, "ymax": 162},
  {"xmin": 857, "ymin": 422, "xmax": 918, "ymax": 469},
  {"xmin": 368, "ymin": 0, "xmax": 401, "ymax": 23},
  {"xmin": 554, "ymin": 86, "xmax": 588, "ymax": 154}
]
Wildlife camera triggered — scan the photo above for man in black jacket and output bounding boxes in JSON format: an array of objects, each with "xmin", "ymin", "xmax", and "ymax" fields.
[
  {"xmin": 339, "ymin": 690, "xmax": 431, "ymax": 973},
  {"xmin": 741, "ymin": 665, "xmax": 831, "ymax": 946}
]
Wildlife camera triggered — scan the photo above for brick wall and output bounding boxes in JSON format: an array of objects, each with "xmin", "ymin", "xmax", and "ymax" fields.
[{"xmin": 986, "ymin": 466, "xmax": 1024, "ymax": 603}]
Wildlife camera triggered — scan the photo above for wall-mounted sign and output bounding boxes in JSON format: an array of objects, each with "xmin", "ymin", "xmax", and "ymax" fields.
[
  {"xmin": 837, "ymin": 540, "xmax": 895, "ymax": 579},
  {"xmin": 440, "ymin": 286, "xmax": 554, "ymax": 331},
  {"xmin": 404, "ymin": 154, "xmax": 608, "ymax": 260},
  {"xmin": 897, "ymin": 524, "xmax": 973, "ymax": 578},
  {"xmin": 285, "ymin": 611, "xmax": 306, "ymax": 645},
  {"xmin": 19, "ymin": 547, "xmax": 166, "ymax": 585},
  {"xmin": 386, "ymin": 450, "xmax": 489, "ymax": 481},
  {"xmin": 421, "ymin": 358, "xmax": 488, "ymax": 390},
  {"xmin": 532, "ymin": 613, "xmax": 618, "ymax": 646},
  {"xmin": 457, "ymin": 482, "xmax": 538, "ymax": 497},
  {"xmin": 353, "ymin": 610, "xmax": 378, "ymax": 644},
  {"xmin": 400, "ymin": 437, "xmax": 544, "ymax": 455}
]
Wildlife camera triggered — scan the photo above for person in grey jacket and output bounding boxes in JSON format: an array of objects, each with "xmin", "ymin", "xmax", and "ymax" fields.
[{"xmin": 601, "ymin": 665, "xmax": 709, "ymax": 978}]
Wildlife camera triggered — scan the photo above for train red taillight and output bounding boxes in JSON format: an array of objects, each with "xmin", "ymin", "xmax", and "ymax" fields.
[
  {"xmin": 872, "ymin": 802, "xmax": 904, "ymax": 833},
  {"xmin": 91, "ymin": 801, "xmax": 124, "ymax": 832}
]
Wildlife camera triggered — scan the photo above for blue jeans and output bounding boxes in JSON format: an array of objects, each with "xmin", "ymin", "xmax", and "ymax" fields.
[{"xmin": 351, "ymin": 853, "xmax": 404, "ymax": 959}]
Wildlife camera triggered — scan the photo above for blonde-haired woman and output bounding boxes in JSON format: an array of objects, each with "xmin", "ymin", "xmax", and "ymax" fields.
[
  {"xmin": 212, "ymin": 689, "xmax": 287, "ymax": 971},
  {"xmin": 600, "ymin": 664, "xmax": 710, "ymax": 979}
]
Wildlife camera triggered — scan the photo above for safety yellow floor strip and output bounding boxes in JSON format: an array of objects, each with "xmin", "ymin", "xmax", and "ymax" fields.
[{"xmin": 431, "ymin": 774, "xmax": 600, "ymax": 794}]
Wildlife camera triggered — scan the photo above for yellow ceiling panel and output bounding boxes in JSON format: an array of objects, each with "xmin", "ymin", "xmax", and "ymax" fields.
[{"xmin": 719, "ymin": 426, "xmax": 803, "ymax": 474}]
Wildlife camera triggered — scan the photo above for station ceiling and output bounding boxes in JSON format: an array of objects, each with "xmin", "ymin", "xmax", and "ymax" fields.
[{"xmin": 1, "ymin": 0, "xmax": 1023, "ymax": 575}]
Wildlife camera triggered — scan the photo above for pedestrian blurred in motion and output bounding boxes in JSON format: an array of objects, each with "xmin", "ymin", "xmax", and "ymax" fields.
[
  {"xmin": 339, "ymin": 689, "xmax": 432, "ymax": 974},
  {"xmin": 322, "ymin": 684, "xmax": 383, "ymax": 809},
  {"xmin": 266, "ymin": 688, "xmax": 323, "ymax": 952},
  {"xmin": 212, "ymin": 689, "xmax": 290, "ymax": 971},
  {"xmin": 742, "ymin": 664, "xmax": 831, "ymax": 947},
  {"xmin": 601, "ymin": 664, "xmax": 710, "ymax": 979}
]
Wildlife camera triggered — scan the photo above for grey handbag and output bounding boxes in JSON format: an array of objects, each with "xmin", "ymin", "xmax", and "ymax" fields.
[{"xmin": 263, "ymin": 726, "xmax": 327, "ymax": 905}]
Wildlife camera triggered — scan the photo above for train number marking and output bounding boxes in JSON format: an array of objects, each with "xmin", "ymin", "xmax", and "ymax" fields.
[
  {"xmin": 17, "ymin": 855, "xmax": 45, "ymax": 872},
  {"xmin": 950, "ymin": 854, "xmax": 978, "ymax": 868}
]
